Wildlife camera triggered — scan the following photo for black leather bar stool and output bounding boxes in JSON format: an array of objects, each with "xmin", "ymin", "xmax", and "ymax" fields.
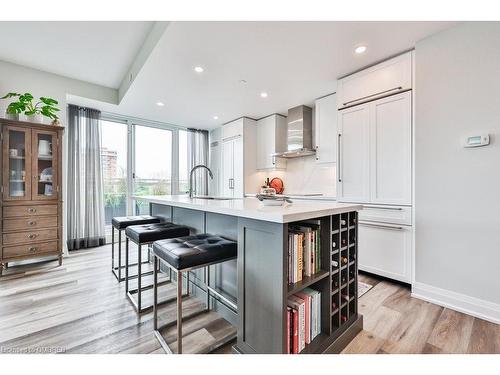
[
  {"xmin": 111, "ymin": 215, "xmax": 161, "ymax": 282},
  {"xmin": 152, "ymin": 234, "xmax": 237, "ymax": 354},
  {"xmin": 125, "ymin": 223, "xmax": 190, "ymax": 313}
]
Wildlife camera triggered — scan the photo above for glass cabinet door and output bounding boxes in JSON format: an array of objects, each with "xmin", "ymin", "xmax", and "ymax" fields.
[
  {"xmin": 2, "ymin": 126, "xmax": 32, "ymax": 201},
  {"xmin": 32, "ymin": 129, "xmax": 58, "ymax": 200}
]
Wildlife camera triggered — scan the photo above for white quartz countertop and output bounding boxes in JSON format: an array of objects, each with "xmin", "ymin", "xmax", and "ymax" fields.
[{"xmin": 133, "ymin": 195, "xmax": 362, "ymax": 224}]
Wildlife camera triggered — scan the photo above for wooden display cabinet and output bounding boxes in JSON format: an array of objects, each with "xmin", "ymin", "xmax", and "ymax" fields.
[{"xmin": 0, "ymin": 118, "xmax": 64, "ymax": 275}]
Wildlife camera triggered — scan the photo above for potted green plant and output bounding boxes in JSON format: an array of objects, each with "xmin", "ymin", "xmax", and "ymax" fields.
[{"xmin": 1, "ymin": 92, "xmax": 60, "ymax": 124}]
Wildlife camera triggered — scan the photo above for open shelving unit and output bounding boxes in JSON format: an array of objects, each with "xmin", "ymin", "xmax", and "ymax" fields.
[{"xmin": 285, "ymin": 211, "xmax": 359, "ymax": 354}]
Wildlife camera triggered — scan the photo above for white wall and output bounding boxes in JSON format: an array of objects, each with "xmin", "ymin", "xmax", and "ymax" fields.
[
  {"xmin": 414, "ymin": 22, "xmax": 500, "ymax": 321},
  {"xmin": 0, "ymin": 59, "xmax": 118, "ymax": 254}
]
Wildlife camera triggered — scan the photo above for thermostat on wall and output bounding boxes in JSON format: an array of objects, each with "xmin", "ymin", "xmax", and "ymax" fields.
[{"xmin": 464, "ymin": 134, "xmax": 490, "ymax": 148}]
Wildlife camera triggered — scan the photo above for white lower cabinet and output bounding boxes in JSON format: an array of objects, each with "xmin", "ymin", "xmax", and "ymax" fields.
[{"xmin": 358, "ymin": 221, "xmax": 412, "ymax": 283}]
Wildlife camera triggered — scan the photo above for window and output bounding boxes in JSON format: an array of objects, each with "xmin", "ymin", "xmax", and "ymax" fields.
[
  {"xmin": 100, "ymin": 119, "xmax": 128, "ymax": 235},
  {"xmin": 178, "ymin": 129, "xmax": 189, "ymax": 193},
  {"xmin": 133, "ymin": 125, "xmax": 173, "ymax": 215},
  {"xmin": 99, "ymin": 115, "xmax": 187, "ymax": 230}
]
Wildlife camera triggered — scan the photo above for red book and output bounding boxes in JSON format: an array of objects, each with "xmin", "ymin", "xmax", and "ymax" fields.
[
  {"xmin": 286, "ymin": 307, "xmax": 291, "ymax": 354},
  {"xmin": 292, "ymin": 309, "xmax": 299, "ymax": 354},
  {"xmin": 295, "ymin": 292, "xmax": 311, "ymax": 344}
]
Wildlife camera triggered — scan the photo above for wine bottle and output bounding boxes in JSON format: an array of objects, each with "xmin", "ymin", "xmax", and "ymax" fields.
[
  {"xmin": 341, "ymin": 315, "xmax": 348, "ymax": 323},
  {"xmin": 341, "ymin": 256, "xmax": 348, "ymax": 265},
  {"xmin": 331, "ymin": 260, "xmax": 339, "ymax": 268},
  {"xmin": 340, "ymin": 219, "xmax": 347, "ymax": 226},
  {"xmin": 341, "ymin": 294, "xmax": 349, "ymax": 302}
]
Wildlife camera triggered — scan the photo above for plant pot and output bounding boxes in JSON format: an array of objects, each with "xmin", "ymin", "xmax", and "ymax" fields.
[
  {"xmin": 5, "ymin": 112, "xmax": 19, "ymax": 121},
  {"xmin": 26, "ymin": 114, "xmax": 44, "ymax": 124}
]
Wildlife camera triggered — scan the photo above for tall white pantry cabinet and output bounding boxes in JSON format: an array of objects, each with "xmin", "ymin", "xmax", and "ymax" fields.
[
  {"xmin": 336, "ymin": 51, "xmax": 414, "ymax": 283},
  {"xmin": 220, "ymin": 117, "xmax": 257, "ymax": 198}
]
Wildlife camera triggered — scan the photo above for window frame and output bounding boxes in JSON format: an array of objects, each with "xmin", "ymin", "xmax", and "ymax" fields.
[{"xmin": 101, "ymin": 112, "xmax": 187, "ymax": 215}]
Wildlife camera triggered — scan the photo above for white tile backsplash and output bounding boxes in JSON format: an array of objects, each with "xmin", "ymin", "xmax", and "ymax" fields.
[{"xmin": 255, "ymin": 157, "xmax": 336, "ymax": 197}]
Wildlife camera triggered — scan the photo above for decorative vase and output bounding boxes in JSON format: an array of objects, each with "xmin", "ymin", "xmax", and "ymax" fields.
[
  {"xmin": 5, "ymin": 111, "xmax": 19, "ymax": 121},
  {"xmin": 27, "ymin": 114, "xmax": 44, "ymax": 124}
]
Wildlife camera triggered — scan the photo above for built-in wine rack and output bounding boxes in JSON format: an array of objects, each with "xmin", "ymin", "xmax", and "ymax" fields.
[{"xmin": 330, "ymin": 211, "xmax": 358, "ymax": 332}]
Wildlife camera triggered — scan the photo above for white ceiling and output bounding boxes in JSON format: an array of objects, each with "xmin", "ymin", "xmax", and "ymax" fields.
[
  {"xmin": 0, "ymin": 21, "xmax": 154, "ymax": 88},
  {"xmin": 1, "ymin": 21, "xmax": 457, "ymax": 129}
]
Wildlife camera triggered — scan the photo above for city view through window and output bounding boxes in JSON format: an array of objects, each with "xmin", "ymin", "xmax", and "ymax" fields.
[{"xmin": 101, "ymin": 120, "xmax": 188, "ymax": 233}]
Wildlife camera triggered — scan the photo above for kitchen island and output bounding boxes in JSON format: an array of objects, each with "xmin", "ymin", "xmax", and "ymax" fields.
[{"xmin": 134, "ymin": 195, "xmax": 363, "ymax": 354}]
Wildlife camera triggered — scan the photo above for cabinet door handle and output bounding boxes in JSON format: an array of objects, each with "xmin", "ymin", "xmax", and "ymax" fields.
[
  {"xmin": 359, "ymin": 222, "xmax": 404, "ymax": 231},
  {"xmin": 28, "ymin": 233, "xmax": 37, "ymax": 239},
  {"xmin": 28, "ymin": 220, "xmax": 36, "ymax": 226},
  {"xmin": 342, "ymin": 86, "xmax": 403, "ymax": 107},
  {"xmin": 28, "ymin": 247, "xmax": 37, "ymax": 252},
  {"xmin": 363, "ymin": 205, "xmax": 403, "ymax": 211},
  {"xmin": 27, "ymin": 207, "xmax": 37, "ymax": 213},
  {"xmin": 337, "ymin": 134, "xmax": 342, "ymax": 183}
]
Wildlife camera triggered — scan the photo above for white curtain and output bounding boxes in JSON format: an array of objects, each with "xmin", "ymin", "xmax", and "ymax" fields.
[
  {"xmin": 67, "ymin": 105, "xmax": 105, "ymax": 250},
  {"xmin": 187, "ymin": 128, "xmax": 209, "ymax": 196}
]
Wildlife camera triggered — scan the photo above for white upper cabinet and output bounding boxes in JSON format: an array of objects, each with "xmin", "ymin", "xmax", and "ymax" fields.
[
  {"xmin": 256, "ymin": 114, "xmax": 287, "ymax": 170},
  {"xmin": 222, "ymin": 118, "xmax": 244, "ymax": 140},
  {"xmin": 337, "ymin": 103, "xmax": 371, "ymax": 202},
  {"xmin": 337, "ymin": 92, "xmax": 412, "ymax": 205},
  {"xmin": 337, "ymin": 51, "xmax": 412, "ymax": 110},
  {"xmin": 370, "ymin": 91, "xmax": 412, "ymax": 205},
  {"xmin": 314, "ymin": 93, "xmax": 337, "ymax": 164}
]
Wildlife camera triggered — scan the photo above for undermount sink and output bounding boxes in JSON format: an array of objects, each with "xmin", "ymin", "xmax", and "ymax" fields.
[{"xmin": 192, "ymin": 195, "xmax": 234, "ymax": 200}]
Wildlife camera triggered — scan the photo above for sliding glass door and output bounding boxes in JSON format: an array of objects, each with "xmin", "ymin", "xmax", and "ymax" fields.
[
  {"xmin": 100, "ymin": 116, "xmax": 182, "ymax": 238},
  {"xmin": 101, "ymin": 119, "xmax": 128, "ymax": 237},
  {"xmin": 133, "ymin": 124, "xmax": 173, "ymax": 215}
]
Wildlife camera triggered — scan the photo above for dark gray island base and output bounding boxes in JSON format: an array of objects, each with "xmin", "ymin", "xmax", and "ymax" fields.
[{"xmin": 143, "ymin": 197, "xmax": 363, "ymax": 354}]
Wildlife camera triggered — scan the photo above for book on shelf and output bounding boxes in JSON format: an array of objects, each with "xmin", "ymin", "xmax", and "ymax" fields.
[
  {"xmin": 287, "ymin": 288, "xmax": 321, "ymax": 354},
  {"xmin": 288, "ymin": 223, "xmax": 321, "ymax": 284}
]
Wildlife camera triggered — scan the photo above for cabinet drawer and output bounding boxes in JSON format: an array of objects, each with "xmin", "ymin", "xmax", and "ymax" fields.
[
  {"xmin": 359, "ymin": 205, "xmax": 412, "ymax": 225},
  {"xmin": 3, "ymin": 228, "xmax": 58, "ymax": 246},
  {"xmin": 337, "ymin": 52, "xmax": 412, "ymax": 109},
  {"xmin": 2, "ymin": 241, "xmax": 59, "ymax": 260},
  {"xmin": 3, "ymin": 215, "xmax": 57, "ymax": 232},
  {"xmin": 358, "ymin": 221, "xmax": 412, "ymax": 283},
  {"xmin": 3, "ymin": 204, "xmax": 58, "ymax": 218}
]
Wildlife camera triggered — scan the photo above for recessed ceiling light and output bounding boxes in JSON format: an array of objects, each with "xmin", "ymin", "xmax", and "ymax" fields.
[
  {"xmin": 194, "ymin": 66, "xmax": 204, "ymax": 73},
  {"xmin": 239, "ymin": 79, "xmax": 247, "ymax": 84},
  {"xmin": 354, "ymin": 45, "xmax": 367, "ymax": 54},
  {"xmin": 156, "ymin": 102, "xmax": 165, "ymax": 107},
  {"xmin": 260, "ymin": 92, "xmax": 268, "ymax": 98},
  {"xmin": 213, "ymin": 116, "xmax": 219, "ymax": 120}
]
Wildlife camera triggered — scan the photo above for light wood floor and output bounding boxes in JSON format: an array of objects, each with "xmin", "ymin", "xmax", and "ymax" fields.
[
  {"xmin": 342, "ymin": 273, "xmax": 500, "ymax": 354},
  {"xmin": 0, "ymin": 244, "xmax": 236, "ymax": 354},
  {"xmin": 0, "ymin": 245, "xmax": 498, "ymax": 354}
]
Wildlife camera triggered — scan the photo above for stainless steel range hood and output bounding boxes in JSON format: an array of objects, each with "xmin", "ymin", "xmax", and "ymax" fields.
[{"xmin": 273, "ymin": 105, "xmax": 316, "ymax": 158}]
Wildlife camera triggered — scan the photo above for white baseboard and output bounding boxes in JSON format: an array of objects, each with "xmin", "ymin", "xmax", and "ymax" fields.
[{"xmin": 412, "ymin": 282, "xmax": 500, "ymax": 325}]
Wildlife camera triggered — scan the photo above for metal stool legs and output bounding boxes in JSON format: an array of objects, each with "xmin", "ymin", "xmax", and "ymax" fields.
[
  {"xmin": 126, "ymin": 238, "xmax": 176, "ymax": 313},
  {"xmin": 113, "ymin": 227, "xmax": 150, "ymax": 282},
  {"xmin": 152, "ymin": 257, "xmax": 237, "ymax": 354}
]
